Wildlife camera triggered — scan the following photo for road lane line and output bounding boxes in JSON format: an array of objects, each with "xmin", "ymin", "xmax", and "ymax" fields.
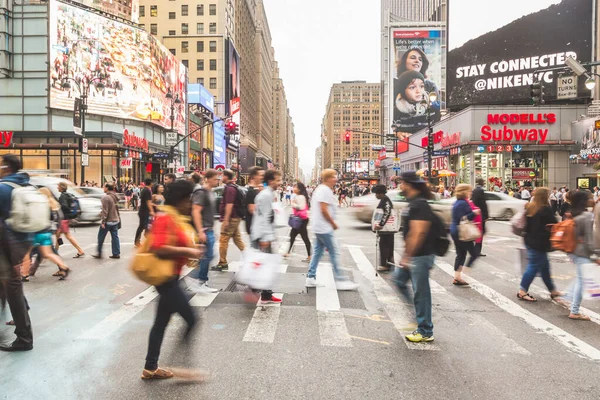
[
  {"xmin": 242, "ymin": 293, "xmax": 284, "ymax": 343},
  {"xmin": 480, "ymin": 260, "xmax": 600, "ymax": 326},
  {"xmin": 436, "ymin": 260, "xmax": 600, "ymax": 361},
  {"xmin": 316, "ymin": 264, "xmax": 352, "ymax": 347},
  {"xmin": 429, "ymin": 279, "xmax": 530, "ymax": 356},
  {"xmin": 350, "ymin": 248, "xmax": 440, "ymax": 351}
]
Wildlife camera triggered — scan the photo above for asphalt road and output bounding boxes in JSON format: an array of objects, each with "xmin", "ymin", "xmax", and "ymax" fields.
[{"xmin": 1, "ymin": 207, "xmax": 600, "ymax": 399}]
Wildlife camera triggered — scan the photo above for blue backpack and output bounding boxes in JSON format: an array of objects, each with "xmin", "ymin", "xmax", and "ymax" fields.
[{"xmin": 64, "ymin": 193, "xmax": 82, "ymax": 220}]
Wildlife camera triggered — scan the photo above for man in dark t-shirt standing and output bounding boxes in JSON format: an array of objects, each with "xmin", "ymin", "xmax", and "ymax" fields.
[
  {"xmin": 395, "ymin": 171, "xmax": 437, "ymax": 344},
  {"xmin": 134, "ymin": 178, "xmax": 154, "ymax": 247},
  {"xmin": 245, "ymin": 166, "xmax": 265, "ymax": 235}
]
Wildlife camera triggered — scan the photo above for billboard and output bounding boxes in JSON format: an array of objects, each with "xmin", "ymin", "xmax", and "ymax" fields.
[
  {"xmin": 447, "ymin": 0, "xmax": 594, "ymax": 107},
  {"xmin": 188, "ymin": 83, "xmax": 214, "ymax": 113},
  {"xmin": 344, "ymin": 160, "xmax": 369, "ymax": 174},
  {"xmin": 390, "ymin": 28, "xmax": 443, "ymax": 136},
  {"xmin": 213, "ymin": 119, "xmax": 227, "ymax": 165},
  {"xmin": 226, "ymin": 40, "xmax": 240, "ymax": 115},
  {"xmin": 49, "ymin": 0, "xmax": 187, "ymax": 134},
  {"xmin": 70, "ymin": 0, "xmax": 139, "ymax": 23}
]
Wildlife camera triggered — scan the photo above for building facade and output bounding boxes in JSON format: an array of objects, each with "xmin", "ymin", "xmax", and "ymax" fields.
[{"xmin": 321, "ymin": 81, "xmax": 381, "ymax": 184}]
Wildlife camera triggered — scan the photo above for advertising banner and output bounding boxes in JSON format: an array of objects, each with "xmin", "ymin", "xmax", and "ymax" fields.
[
  {"xmin": 213, "ymin": 119, "xmax": 227, "ymax": 166},
  {"xmin": 229, "ymin": 97, "xmax": 240, "ymax": 150},
  {"xmin": 344, "ymin": 160, "xmax": 369, "ymax": 174},
  {"xmin": 188, "ymin": 83, "xmax": 214, "ymax": 113},
  {"xmin": 49, "ymin": 0, "xmax": 186, "ymax": 133},
  {"xmin": 448, "ymin": 0, "xmax": 593, "ymax": 107},
  {"xmin": 120, "ymin": 158, "xmax": 133, "ymax": 169},
  {"xmin": 226, "ymin": 40, "xmax": 240, "ymax": 115},
  {"xmin": 69, "ymin": 0, "xmax": 138, "ymax": 23},
  {"xmin": 390, "ymin": 27, "xmax": 443, "ymax": 136},
  {"xmin": 73, "ymin": 97, "xmax": 82, "ymax": 136}
]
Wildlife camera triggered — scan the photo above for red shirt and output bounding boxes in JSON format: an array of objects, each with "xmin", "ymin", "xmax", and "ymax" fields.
[{"xmin": 150, "ymin": 214, "xmax": 193, "ymax": 275}]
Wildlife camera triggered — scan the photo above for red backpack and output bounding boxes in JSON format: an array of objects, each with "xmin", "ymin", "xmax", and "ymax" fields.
[{"xmin": 550, "ymin": 219, "xmax": 577, "ymax": 253}]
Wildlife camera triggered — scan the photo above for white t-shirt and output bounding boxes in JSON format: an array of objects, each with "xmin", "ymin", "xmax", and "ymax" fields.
[
  {"xmin": 311, "ymin": 184, "xmax": 337, "ymax": 234},
  {"xmin": 286, "ymin": 186, "xmax": 293, "ymax": 196},
  {"xmin": 521, "ymin": 189, "xmax": 531, "ymax": 200}
]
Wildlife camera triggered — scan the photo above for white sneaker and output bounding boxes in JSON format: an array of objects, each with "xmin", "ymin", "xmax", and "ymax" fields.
[
  {"xmin": 186, "ymin": 280, "xmax": 218, "ymax": 294},
  {"xmin": 335, "ymin": 280, "xmax": 359, "ymax": 291},
  {"xmin": 305, "ymin": 277, "xmax": 319, "ymax": 287},
  {"xmin": 198, "ymin": 282, "xmax": 219, "ymax": 293}
]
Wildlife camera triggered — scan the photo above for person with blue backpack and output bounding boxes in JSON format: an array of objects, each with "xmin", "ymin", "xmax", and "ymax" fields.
[{"xmin": 56, "ymin": 181, "xmax": 85, "ymax": 258}]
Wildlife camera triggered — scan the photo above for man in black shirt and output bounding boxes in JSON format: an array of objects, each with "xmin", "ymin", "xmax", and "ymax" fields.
[
  {"xmin": 373, "ymin": 184, "xmax": 395, "ymax": 272},
  {"xmin": 471, "ymin": 178, "xmax": 489, "ymax": 256},
  {"xmin": 395, "ymin": 171, "xmax": 437, "ymax": 344},
  {"xmin": 245, "ymin": 166, "xmax": 265, "ymax": 236},
  {"xmin": 134, "ymin": 178, "xmax": 154, "ymax": 247}
]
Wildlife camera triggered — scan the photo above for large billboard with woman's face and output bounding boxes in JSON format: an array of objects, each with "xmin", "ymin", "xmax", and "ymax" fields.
[
  {"xmin": 447, "ymin": 0, "xmax": 594, "ymax": 107},
  {"xmin": 390, "ymin": 28, "xmax": 443, "ymax": 137},
  {"xmin": 49, "ymin": 0, "xmax": 187, "ymax": 133}
]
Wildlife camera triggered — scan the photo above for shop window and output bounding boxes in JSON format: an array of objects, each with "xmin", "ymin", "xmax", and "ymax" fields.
[
  {"xmin": 22, "ymin": 156, "xmax": 47, "ymax": 170},
  {"xmin": 150, "ymin": 5, "xmax": 157, "ymax": 17}
]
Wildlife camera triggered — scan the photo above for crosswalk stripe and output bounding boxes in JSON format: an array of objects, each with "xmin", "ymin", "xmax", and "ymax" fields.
[
  {"xmin": 242, "ymin": 293, "xmax": 284, "ymax": 343},
  {"xmin": 428, "ymin": 279, "xmax": 531, "ymax": 355},
  {"xmin": 316, "ymin": 263, "xmax": 352, "ymax": 347},
  {"xmin": 189, "ymin": 292, "xmax": 219, "ymax": 307},
  {"xmin": 436, "ymin": 259, "xmax": 600, "ymax": 361},
  {"xmin": 480, "ymin": 259, "xmax": 600, "ymax": 326},
  {"xmin": 349, "ymin": 247, "xmax": 440, "ymax": 351}
]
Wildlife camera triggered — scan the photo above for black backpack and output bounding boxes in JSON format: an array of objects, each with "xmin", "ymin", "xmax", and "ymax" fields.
[
  {"xmin": 431, "ymin": 210, "xmax": 450, "ymax": 256},
  {"xmin": 223, "ymin": 184, "xmax": 247, "ymax": 220}
]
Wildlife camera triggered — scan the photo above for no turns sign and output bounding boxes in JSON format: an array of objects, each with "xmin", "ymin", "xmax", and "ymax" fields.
[{"xmin": 557, "ymin": 75, "xmax": 577, "ymax": 100}]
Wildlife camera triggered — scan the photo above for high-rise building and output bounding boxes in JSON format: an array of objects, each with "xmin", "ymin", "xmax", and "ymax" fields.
[
  {"xmin": 272, "ymin": 62, "xmax": 287, "ymax": 170},
  {"xmin": 321, "ymin": 81, "xmax": 381, "ymax": 175},
  {"xmin": 312, "ymin": 146, "xmax": 322, "ymax": 183}
]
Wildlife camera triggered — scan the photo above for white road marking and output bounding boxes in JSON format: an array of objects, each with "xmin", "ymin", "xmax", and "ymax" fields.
[
  {"xmin": 315, "ymin": 264, "xmax": 352, "ymax": 347},
  {"xmin": 350, "ymin": 248, "xmax": 440, "ymax": 351},
  {"xmin": 429, "ymin": 280, "xmax": 530, "ymax": 356},
  {"xmin": 189, "ymin": 292, "xmax": 219, "ymax": 307},
  {"xmin": 436, "ymin": 259, "xmax": 600, "ymax": 361},
  {"xmin": 242, "ymin": 293, "xmax": 284, "ymax": 343}
]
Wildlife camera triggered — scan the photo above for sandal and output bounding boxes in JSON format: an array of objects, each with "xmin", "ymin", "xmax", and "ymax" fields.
[
  {"xmin": 21, "ymin": 275, "xmax": 29, "ymax": 282},
  {"xmin": 58, "ymin": 267, "xmax": 70, "ymax": 281},
  {"xmin": 452, "ymin": 279, "xmax": 469, "ymax": 286},
  {"xmin": 569, "ymin": 313, "xmax": 591, "ymax": 321},
  {"xmin": 517, "ymin": 292, "xmax": 537, "ymax": 302},
  {"xmin": 52, "ymin": 270, "xmax": 62, "ymax": 277},
  {"xmin": 6, "ymin": 320, "xmax": 14, "ymax": 326},
  {"xmin": 73, "ymin": 253, "xmax": 85, "ymax": 258},
  {"xmin": 550, "ymin": 292, "xmax": 563, "ymax": 300}
]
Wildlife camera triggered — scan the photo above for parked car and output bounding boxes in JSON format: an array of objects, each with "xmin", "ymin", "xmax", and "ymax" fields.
[
  {"xmin": 78, "ymin": 186, "xmax": 126, "ymax": 209},
  {"xmin": 29, "ymin": 177, "xmax": 102, "ymax": 223}
]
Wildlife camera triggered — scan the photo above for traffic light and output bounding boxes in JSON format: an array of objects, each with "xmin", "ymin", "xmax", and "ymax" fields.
[
  {"xmin": 530, "ymin": 82, "xmax": 545, "ymax": 105},
  {"xmin": 427, "ymin": 129, "xmax": 434, "ymax": 153},
  {"xmin": 345, "ymin": 130, "xmax": 351, "ymax": 145},
  {"xmin": 225, "ymin": 121, "xmax": 237, "ymax": 135}
]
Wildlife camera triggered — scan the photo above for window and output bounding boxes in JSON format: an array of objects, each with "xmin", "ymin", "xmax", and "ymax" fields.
[
  {"xmin": 182, "ymin": 41, "xmax": 188, "ymax": 53},
  {"xmin": 196, "ymin": 41, "xmax": 204, "ymax": 52},
  {"xmin": 209, "ymin": 22, "xmax": 216, "ymax": 34},
  {"xmin": 139, "ymin": 5, "xmax": 145, "ymax": 16},
  {"xmin": 168, "ymin": 30, "xmax": 176, "ymax": 36},
  {"xmin": 182, "ymin": 60, "xmax": 188, "ymax": 68},
  {"xmin": 181, "ymin": 23, "xmax": 188, "ymax": 34},
  {"xmin": 169, "ymin": 11, "xmax": 175, "ymax": 19},
  {"xmin": 209, "ymin": 40, "xmax": 216, "ymax": 52},
  {"xmin": 209, "ymin": 78, "xmax": 217, "ymax": 89},
  {"xmin": 196, "ymin": 4, "xmax": 204, "ymax": 15},
  {"xmin": 181, "ymin": 4, "xmax": 188, "ymax": 16},
  {"xmin": 209, "ymin": 3, "xmax": 216, "ymax": 15},
  {"xmin": 197, "ymin": 77, "xmax": 204, "ymax": 85},
  {"xmin": 140, "ymin": 24, "xmax": 146, "ymax": 31},
  {"xmin": 197, "ymin": 59, "xmax": 204, "ymax": 70},
  {"xmin": 209, "ymin": 59, "xmax": 216, "ymax": 70},
  {"xmin": 484, "ymin": 193, "xmax": 502, "ymax": 201},
  {"xmin": 150, "ymin": 24, "xmax": 157, "ymax": 35},
  {"xmin": 196, "ymin": 23, "xmax": 204, "ymax": 34},
  {"xmin": 169, "ymin": 49, "xmax": 176, "ymax": 56},
  {"xmin": 150, "ymin": 5, "xmax": 157, "ymax": 17}
]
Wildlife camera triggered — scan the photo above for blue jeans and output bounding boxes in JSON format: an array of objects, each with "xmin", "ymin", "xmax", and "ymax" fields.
[
  {"xmin": 565, "ymin": 255, "xmax": 588, "ymax": 314},
  {"xmin": 410, "ymin": 255, "xmax": 435, "ymax": 337},
  {"xmin": 197, "ymin": 230, "xmax": 215, "ymax": 282},
  {"xmin": 307, "ymin": 232, "xmax": 344, "ymax": 280},
  {"xmin": 520, "ymin": 246, "xmax": 555, "ymax": 293},
  {"xmin": 97, "ymin": 222, "xmax": 120, "ymax": 256}
]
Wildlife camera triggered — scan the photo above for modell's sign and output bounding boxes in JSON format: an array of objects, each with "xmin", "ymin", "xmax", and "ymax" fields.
[
  {"xmin": 0, "ymin": 131, "xmax": 14, "ymax": 148},
  {"xmin": 480, "ymin": 113, "xmax": 556, "ymax": 144},
  {"xmin": 123, "ymin": 129, "xmax": 149, "ymax": 152}
]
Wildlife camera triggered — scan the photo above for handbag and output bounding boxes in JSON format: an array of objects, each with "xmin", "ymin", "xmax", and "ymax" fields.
[
  {"xmin": 288, "ymin": 215, "xmax": 303, "ymax": 230},
  {"xmin": 511, "ymin": 211, "xmax": 526, "ymax": 236},
  {"xmin": 458, "ymin": 217, "xmax": 481, "ymax": 242},
  {"xmin": 129, "ymin": 233, "xmax": 175, "ymax": 286}
]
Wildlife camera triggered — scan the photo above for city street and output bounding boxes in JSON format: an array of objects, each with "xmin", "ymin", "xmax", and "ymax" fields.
[{"xmin": 1, "ymin": 207, "xmax": 600, "ymax": 399}]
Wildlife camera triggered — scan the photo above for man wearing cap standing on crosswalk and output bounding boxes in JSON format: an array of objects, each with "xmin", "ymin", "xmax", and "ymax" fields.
[{"xmin": 305, "ymin": 169, "xmax": 359, "ymax": 291}]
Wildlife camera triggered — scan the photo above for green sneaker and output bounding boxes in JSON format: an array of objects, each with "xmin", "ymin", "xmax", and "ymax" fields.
[
  {"xmin": 405, "ymin": 330, "xmax": 434, "ymax": 343},
  {"xmin": 211, "ymin": 264, "xmax": 228, "ymax": 271}
]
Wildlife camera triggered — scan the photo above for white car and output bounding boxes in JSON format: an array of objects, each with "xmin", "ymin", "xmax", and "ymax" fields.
[
  {"xmin": 436, "ymin": 191, "xmax": 527, "ymax": 223},
  {"xmin": 30, "ymin": 177, "xmax": 103, "ymax": 223},
  {"xmin": 351, "ymin": 190, "xmax": 409, "ymax": 224}
]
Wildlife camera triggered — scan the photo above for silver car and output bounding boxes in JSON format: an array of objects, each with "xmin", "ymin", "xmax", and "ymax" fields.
[{"xmin": 30, "ymin": 177, "xmax": 103, "ymax": 223}]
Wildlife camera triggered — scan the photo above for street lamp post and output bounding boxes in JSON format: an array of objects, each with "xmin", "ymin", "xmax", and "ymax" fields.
[
  {"xmin": 424, "ymin": 91, "xmax": 438, "ymax": 183},
  {"xmin": 61, "ymin": 77, "xmax": 106, "ymax": 184},
  {"xmin": 166, "ymin": 89, "xmax": 182, "ymax": 174}
]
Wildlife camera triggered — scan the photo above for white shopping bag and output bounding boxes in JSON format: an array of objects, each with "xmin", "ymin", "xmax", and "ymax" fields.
[
  {"xmin": 236, "ymin": 249, "xmax": 282, "ymax": 290},
  {"xmin": 371, "ymin": 209, "xmax": 400, "ymax": 232},
  {"xmin": 581, "ymin": 263, "xmax": 600, "ymax": 299},
  {"xmin": 517, "ymin": 247, "xmax": 528, "ymax": 276},
  {"xmin": 272, "ymin": 202, "xmax": 288, "ymax": 228}
]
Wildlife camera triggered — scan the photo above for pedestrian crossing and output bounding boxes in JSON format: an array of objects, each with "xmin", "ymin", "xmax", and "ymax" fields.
[{"xmin": 75, "ymin": 243, "xmax": 600, "ymax": 361}]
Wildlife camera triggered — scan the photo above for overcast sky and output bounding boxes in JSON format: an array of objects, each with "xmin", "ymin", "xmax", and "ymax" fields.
[
  {"xmin": 449, "ymin": 0, "xmax": 560, "ymax": 49},
  {"xmin": 263, "ymin": 0, "xmax": 381, "ymax": 177}
]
